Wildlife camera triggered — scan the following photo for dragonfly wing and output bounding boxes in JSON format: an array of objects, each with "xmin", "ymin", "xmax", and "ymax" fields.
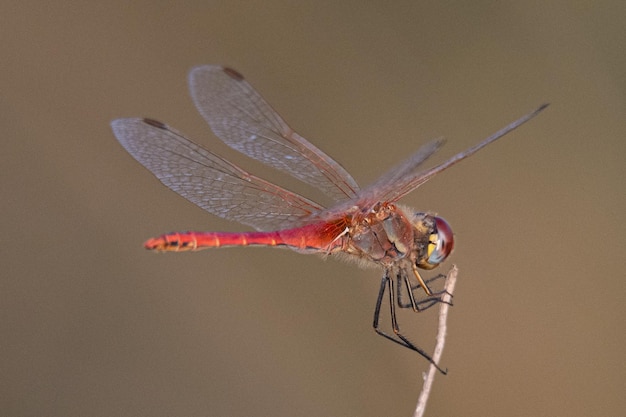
[
  {"xmin": 325, "ymin": 103, "xmax": 550, "ymax": 215},
  {"xmin": 112, "ymin": 118, "xmax": 325, "ymax": 231},
  {"xmin": 317, "ymin": 139, "xmax": 445, "ymax": 220},
  {"xmin": 356, "ymin": 138, "xmax": 446, "ymax": 208},
  {"xmin": 188, "ymin": 65, "xmax": 360, "ymax": 202}
]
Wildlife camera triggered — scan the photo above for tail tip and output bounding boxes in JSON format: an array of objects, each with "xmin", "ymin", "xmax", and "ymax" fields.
[{"xmin": 144, "ymin": 237, "xmax": 162, "ymax": 251}]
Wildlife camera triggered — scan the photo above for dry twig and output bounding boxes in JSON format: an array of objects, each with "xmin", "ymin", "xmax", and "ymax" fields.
[{"xmin": 413, "ymin": 265, "xmax": 458, "ymax": 417}]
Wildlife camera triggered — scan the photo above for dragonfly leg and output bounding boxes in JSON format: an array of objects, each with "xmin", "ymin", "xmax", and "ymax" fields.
[
  {"xmin": 396, "ymin": 271, "xmax": 453, "ymax": 311},
  {"xmin": 373, "ymin": 270, "xmax": 447, "ymax": 374}
]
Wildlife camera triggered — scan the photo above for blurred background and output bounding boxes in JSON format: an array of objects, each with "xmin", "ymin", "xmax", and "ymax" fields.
[{"xmin": 2, "ymin": 1, "xmax": 624, "ymax": 416}]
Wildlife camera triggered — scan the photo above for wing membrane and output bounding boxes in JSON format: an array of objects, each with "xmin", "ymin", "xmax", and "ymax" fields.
[
  {"xmin": 378, "ymin": 104, "xmax": 550, "ymax": 204},
  {"xmin": 189, "ymin": 65, "xmax": 359, "ymax": 202},
  {"xmin": 321, "ymin": 104, "xmax": 549, "ymax": 217},
  {"xmin": 317, "ymin": 139, "xmax": 444, "ymax": 219},
  {"xmin": 112, "ymin": 118, "xmax": 324, "ymax": 231}
]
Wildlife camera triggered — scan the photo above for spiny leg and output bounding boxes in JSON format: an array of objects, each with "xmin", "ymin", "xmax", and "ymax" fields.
[
  {"xmin": 373, "ymin": 269, "xmax": 447, "ymax": 374},
  {"xmin": 397, "ymin": 271, "xmax": 453, "ymax": 311}
]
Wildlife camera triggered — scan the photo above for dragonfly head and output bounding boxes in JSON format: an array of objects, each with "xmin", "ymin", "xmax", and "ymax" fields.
[{"xmin": 415, "ymin": 215, "xmax": 454, "ymax": 270}]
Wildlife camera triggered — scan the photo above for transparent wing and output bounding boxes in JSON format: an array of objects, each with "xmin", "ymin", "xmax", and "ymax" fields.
[
  {"xmin": 374, "ymin": 104, "xmax": 549, "ymax": 204},
  {"xmin": 112, "ymin": 118, "xmax": 325, "ymax": 231},
  {"xmin": 316, "ymin": 139, "xmax": 444, "ymax": 219},
  {"xmin": 354, "ymin": 138, "xmax": 446, "ymax": 209},
  {"xmin": 188, "ymin": 65, "xmax": 360, "ymax": 202},
  {"xmin": 321, "ymin": 103, "xmax": 549, "ymax": 217}
]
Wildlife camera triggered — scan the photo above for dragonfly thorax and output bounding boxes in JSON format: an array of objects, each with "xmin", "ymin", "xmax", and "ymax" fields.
[
  {"xmin": 343, "ymin": 203, "xmax": 452, "ymax": 269},
  {"xmin": 343, "ymin": 203, "xmax": 454, "ymax": 270}
]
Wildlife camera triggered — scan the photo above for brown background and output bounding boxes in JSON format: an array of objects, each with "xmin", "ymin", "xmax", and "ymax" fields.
[{"xmin": 2, "ymin": 1, "xmax": 625, "ymax": 416}]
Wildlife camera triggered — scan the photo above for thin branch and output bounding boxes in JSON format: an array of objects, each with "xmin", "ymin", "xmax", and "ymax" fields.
[{"xmin": 413, "ymin": 265, "xmax": 458, "ymax": 417}]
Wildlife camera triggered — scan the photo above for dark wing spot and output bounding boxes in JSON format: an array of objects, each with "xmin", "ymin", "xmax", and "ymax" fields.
[
  {"xmin": 143, "ymin": 118, "xmax": 167, "ymax": 129},
  {"xmin": 223, "ymin": 67, "xmax": 244, "ymax": 81}
]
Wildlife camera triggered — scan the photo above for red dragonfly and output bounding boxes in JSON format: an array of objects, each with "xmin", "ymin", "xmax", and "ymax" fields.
[{"xmin": 112, "ymin": 65, "xmax": 547, "ymax": 372}]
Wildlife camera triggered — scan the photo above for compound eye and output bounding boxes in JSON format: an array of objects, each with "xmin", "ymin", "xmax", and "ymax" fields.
[{"xmin": 419, "ymin": 216, "xmax": 454, "ymax": 269}]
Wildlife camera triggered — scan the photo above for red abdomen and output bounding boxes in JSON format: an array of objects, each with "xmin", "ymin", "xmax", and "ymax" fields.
[{"xmin": 144, "ymin": 221, "xmax": 346, "ymax": 253}]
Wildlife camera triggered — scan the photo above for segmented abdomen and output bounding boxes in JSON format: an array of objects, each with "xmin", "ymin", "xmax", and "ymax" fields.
[{"xmin": 144, "ymin": 221, "xmax": 347, "ymax": 253}]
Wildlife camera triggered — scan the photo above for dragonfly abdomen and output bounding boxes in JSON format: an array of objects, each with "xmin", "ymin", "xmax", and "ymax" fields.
[
  {"xmin": 144, "ymin": 222, "xmax": 345, "ymax": 253},
  {"xmin": 144, "ymin": 231, "xmax": 288, "ymax": 251}
]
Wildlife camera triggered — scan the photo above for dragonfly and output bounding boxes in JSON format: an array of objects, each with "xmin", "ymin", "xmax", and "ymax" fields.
[{"xmin": 112, "ymin": 65, "xmax": 547, "ymax": 373}]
